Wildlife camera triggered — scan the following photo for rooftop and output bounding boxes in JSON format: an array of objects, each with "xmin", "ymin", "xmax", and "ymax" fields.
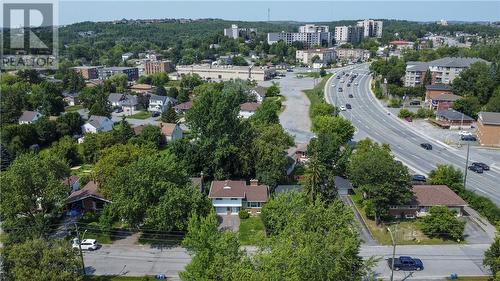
[
  {"xmin": 66, "ymin": 181, "xmax": 110, "ymax": 204},
  {"xmin": 411, "ymin": 185, "xmax": 467, "ymax": 207},
  {"xmin": 87, "ymin": 115, "xmax": 112, "ymax": 128},
  {"xmin": 428, "ymin": 93, "xmax": 461, "ymax": 102},
  {"xmin": 426, "ymin": 84, "xmax": 452, "ymax": 91},
  {"xmin": 18, "ymin": 111, "xmax": 41, "ymax": 122},
  {"xmin": 240, "ymin": 102, "xmax": 260, "ymax": 112},
  {"xmin": 159, "ymin": 122, "xmax": 178, "ymax": 136},
  {"xmin": 209, "ymin": 180, "xmax": 268, "ymax": 202},
  {"xmin": 429, "ymin": 57, "xmax": 488, "ymax": 68},
  {"xmin": 478, "ymin": 112, "xmax": 500, "ymax": 126},
  {"xmin": 436, "ymin": 109, "xmax": 474, "ymax": 121}
]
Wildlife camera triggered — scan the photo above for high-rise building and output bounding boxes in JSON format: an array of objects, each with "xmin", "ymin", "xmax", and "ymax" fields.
[
  {"xmin": 356, "ymin": 19, "xmax": 383, "ymax": 38},
  {"xmin": 299, "ymin": 24, "xmax": 329, "ymax": 33},
  {"xmin": 334, "ymin": 25, "xmax": 364, "ymax": 44},
  {"xmin": 267, "ymin": 24, "xmax": 333, "ymax": 47},
  {"xmin": 224, "ymin": 25, "xmax": 257, "ymax": 40}
]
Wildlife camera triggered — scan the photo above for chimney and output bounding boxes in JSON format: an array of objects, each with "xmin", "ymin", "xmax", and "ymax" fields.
[
  {"xmin": 250, "ymin": 179, "xmax": 258, "ymax": 186},
  {"xmin": 223, "ymin": 180, "xmax": 231, "ymax": 189}
]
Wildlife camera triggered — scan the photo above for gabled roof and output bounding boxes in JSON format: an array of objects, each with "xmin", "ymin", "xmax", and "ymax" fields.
[
  {"xmin": 66, "ymin": 181, "xmax": 111, "ymax": 204},
  {"xmin": 411, "ymin": 185, "xmax": 467, "ymax": 207},
  {"xmin": 478, "ymin": 112, "xmax": 500, "ymax": 126},
  {"xmin": 159, "ymin": 122, "xmax": 178, "ymax": 136},
  {"xmin": 174, "ymin": 101, "xmax": 193, "ymax": 111},
  {"xmin": 428, "ymin": 93, "xmax": 461, "ymax": 102},
  {"xmin": 429, "ymin": 57, "xmax": 488, "ymax": 68},
  {"xmin": 436, "ymin": 109, "xmax": 473, "ymax": 121},
  {"xmin": 121, "ymin": 95, "xmax": 138, "ymax": 107},
  {"xmin": 149, "ymin": 94, "xmax": 173, "ymax": 103},
  {"xmin": 240, "ymin": 102, "xmax": 260, "ymax": 112},
  {"xmin": 19, "ymin": 111, "xmax": 41, "ymax": 122},
  {"xmin": 252, "ymin": 86, "xmax": 267, "ymax": 97},
  {"xmin": 209, "ymin": 180, "xmax": 268, "ymax": 202},
  {"xmin": 406, "ymin": 61, "xmax": 429, "ymax": 72},
  {"xmin": 108, "ymin": 93, "xmax": 125, "ymax": 103},
  {"xmin": 87, "ymin": 116, "xmax": 111, "ymax": 128},
  {"xmin": 63, "ymin": 175, "xmax": 80, "ymax": 187},
  {"xmin": 426, "ymin": 84, "xmax": 451, "ymax": 91}
]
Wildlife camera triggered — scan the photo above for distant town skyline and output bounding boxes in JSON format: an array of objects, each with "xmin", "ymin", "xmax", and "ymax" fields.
[{"xmin": 59, "ymin": 1, "xmax": 500, "ymax": 25}]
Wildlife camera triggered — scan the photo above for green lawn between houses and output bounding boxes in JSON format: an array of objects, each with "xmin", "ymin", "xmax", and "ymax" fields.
[
  {"xmin": 127, "ymin": 111, "xmax": 152, "ymax": 119},
  {"xmin": 238, "ymin": 216, "xmax": 266, "ymax": 246}
]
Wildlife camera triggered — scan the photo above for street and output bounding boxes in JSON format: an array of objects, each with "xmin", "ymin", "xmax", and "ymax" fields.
[{"xmin": 325, "ymin": 64, "xmax": 500, "ymax": 205}]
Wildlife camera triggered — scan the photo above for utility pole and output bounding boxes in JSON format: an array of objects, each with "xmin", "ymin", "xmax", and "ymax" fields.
[
  {"xmin": 388, "ymin": 224, "xmax": 398, "ymax": 281},
  {"xmin": 75, "ymin": 223, "xmax": 86, "ymax": 276},
  {"xmin": 463, "ymin": 141, "xmax": 470, "ymax": 188}
]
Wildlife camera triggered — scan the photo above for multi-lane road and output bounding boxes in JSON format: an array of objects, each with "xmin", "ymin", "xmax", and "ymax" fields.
[{"xmin": 325, "ymin": 64, "xmax": 500, "ymax": 205}]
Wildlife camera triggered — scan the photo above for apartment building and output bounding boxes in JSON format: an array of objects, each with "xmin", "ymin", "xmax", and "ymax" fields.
[
  {"xmin": 335, "ymin": 48, "xmax": 370, "ymax": 62},
  {"xmin": 404, "ymin": 62, "xmax": 430, "ymax": 87},
  {"xmin": 299, "ymin": 24, "xmax": 329, "ymax": 33},
  {"xmin": 357, "ymin": 19, "xmax": 383, "ymax": 38},
  {"xmin": 144, "ymin": 60, "xmax": 175, "ymax": 75},
  {"xmin": 224, "ymin": 24, "xmax": 257, "ymax": 40},
  {"xmin": 176, "ymin": 64, "xmax": 275, "ymax": 82},
  {"xmin": 98, "ymin": 66, "xmax": 139, "ymax": 81},
  {"xmin": 334, "ymin": 25, "xmax": 364, "ymax": 44},
  {"xmin": 72, "ymin": 66, "xmax": 100, "ymax": 80},
  {"xmin": 296, "ymin": 48, "xmax": 336, "ymax": 65}
]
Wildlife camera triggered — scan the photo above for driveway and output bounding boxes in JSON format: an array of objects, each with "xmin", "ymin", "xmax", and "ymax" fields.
[
  {"xmin": 259, "ymin": 73, "xmax": 316, "ymax": 144},
  {"xmin": 218, "ymin": 215, "xmax": 240, "ymax": 232}
]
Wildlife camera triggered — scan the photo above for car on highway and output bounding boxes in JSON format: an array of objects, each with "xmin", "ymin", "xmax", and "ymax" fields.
[
  {"xmin": 345, "ymin": 104, "xmax": 352, "ymax": 109},
  {"xmin": 388, "ymin": 256, "xmax": 424, "ymax": 271},
  {"xmin": 468, "ymin": 165, "xmax": 484, "ymax": 173},
  {"xmin": 461, "ymin": 135, "xmax": 477, "ymax": 141},
  {"xmin": 338, "ymin": 88, "xmax": 343, "ymax": 92},
  {"xmin": 420, "ymin": 143, "xmax": 432, "ymax": 150},
  {"xmin": 336, "ymin": 76, "xmax": 341, "ymax": 79},
  {"xmin": 347, "ymin": 83, "xmax": 351, "ymax": 87},
  {"xmin": 354, "ymin": 82, "xmax": 359, "ymax": 86},
  {"xmin": 412, "ymin": 174, "xmax": 426, "ymax": 182},
  {"xmin": 472, "ymin": 162, "xmax": 489, "ymax": 171},
  {"xmin": 340, "ymin": 80, "xmax": 344, "ymax": 83},
  {"xmin": 339, "ymin": 106, "xmax": 347, "ymax": 111},
  {"xmin": 72, "ymin": 238, "xmax": 99, "ymax": 251},
  {"xmin": 348, "ymin": 94, "xmax": 354, "ymax": 98}
]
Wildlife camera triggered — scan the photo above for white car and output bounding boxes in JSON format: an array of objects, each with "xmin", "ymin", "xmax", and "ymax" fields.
[
  {"xmin": 340, "ymin": 80, "xmax": 345, "ymax": 83},
  {"xmin": 339, "ymin": 106, "xmax": 347, "ymax": 111},
  {"xmin": 354, "ymin": 82, "xmax": 359, "ymax": 86},
  {"xmin": 72, "ymin": 238, "xmax": 98, "ymax": 251},
  {"xmin": 459, "ymin": 131, "xmax": 472, "ymax": 136}
]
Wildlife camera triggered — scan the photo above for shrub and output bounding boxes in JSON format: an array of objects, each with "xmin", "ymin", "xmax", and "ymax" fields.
[
  {"xmin": 419, "ymin": 206, "xmax": 465, "ymax": 241},
  {"xmin": 398, "ymin": 109, "xmax": 414, "ymax": 119},
  {"xmin": 311, "ymin": 102, "xmax": 335, "ymax": 118},
  {"xmin": 372, "ymin": 80, "xmax": 384, "ymax": 99},
  {"xmin": 388, "ymin": 99, "xmax": 402, "ymax": 108},
  {"xmin": 239, "ymin": 210, "xmax": 250, "ymax": 219},
  {"xmin": 415, "ymin": 108, "xmax": 435, "ymax": 119}
]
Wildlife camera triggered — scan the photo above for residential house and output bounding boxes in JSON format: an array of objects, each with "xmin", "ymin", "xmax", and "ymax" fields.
[
  {"xmin": 389, "ymin": 185, "xmax": 467, "ymax": 219},
  {"xmin": 425, "ymin": 84, "xmax": 453, "ymax": 99},
  {"xmin": 250, "ymin": 86, "xmax": 266, "ymax": 103},
  {"xmin": 476, "ymin": 112, "xmax": 500, "ymax": 147},
  {"xmin": 82, "ymin": 116, "xmax": 114, "ymax": 133},
  {"xmin": 63, "ymin": 92, "xmax": 80, "ymax": 106},
  {"xmin": 425, "ymin": 85, "xmax": 460, "ymax": 111},
  {"xmin": 66, "ymin": 181, "xmax": 111, "ymax": 212},
  {"xmin": 63, "ymin": 175, "xmax": 81, "ymax": 193},
  {"xmin": 121, "ymin": 95, "xmax": 139, "ymax": 116},
  {"xmin": 173, "ymin": 101, "xmax": 193, "ymax": 114},
  {"xmin": 295, "ymin": 48, "xmax": 336, "ymax": 66},
  {"xmin": 108, "ymin": 93, "xmax": 126, "ymax": 107},
  {"xmin": 239, "ymin": 102, "xmax": 260, "ymax": 119},
  {"xmin": 129, "ymin": 83, "xmax": 155, "ymax": 94},
  {"xmin": 434, "ymin": 109, "xmax": 474, "ymax": 129},
  {"xmin": 18, "ymin": 110, "xmax": 42, "ymax": 124},
  {"xmin": 148, "ymin": 94, "xmax": 176, "ymax": 113},
  {"xmin": 121, "ymin": 52, "xmax": 133, "ymax": 61},
  {"xmin": 208, "ymin": 180, "xmax": 269, "ymax": 215},
  {"xmin": 333, "ymin": 176, "xmax": 353, "ymax": 196},
  {"xmin": 159, "ymin": 122, "xmax": 183, "ymax": 142}
]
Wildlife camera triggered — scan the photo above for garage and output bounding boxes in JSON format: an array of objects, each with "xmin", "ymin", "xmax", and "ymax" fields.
[{"xmin": 216, "ymin": 207, "xmax": 227, "ymax": 214}]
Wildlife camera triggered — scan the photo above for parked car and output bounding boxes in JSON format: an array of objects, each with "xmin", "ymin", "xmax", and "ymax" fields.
[
  {"xmin": 461, "ymin": 135, "xmax": 477, "ymax": 141},
  {"xmin": 287, "ymin": 68, "xmax": 293, "ymax": 72},
  {"xmin": 339, "ymin": 106, "xmax": 347, "ymax": 111},
  {"xmin": 459, "ymin": 130, "xmax": 472, "ymax": 136},
  {"xmin": 412, "ymin": 174, "xmax": 426, "ymax": 182},
  {"xmin": 409, "ymin": 100, "xmax": 421, "ymax": 106},
  {"xmin": 348, "ymin": 94, "xmax": 354, "ymax": 98},
  {"xmin": 405, "ymin": 117, "xmax": 413, "ymax": 122},
  {"xmin": 420, "ymin": 143, "xmax": 432, "ymax": 150},
  {"xmin": 472, "ymin": 162, "xmax": 489, "ymax": 171},
  {"xmin": 346, "ymin": 104, "xmax": 352, "ymax": 109},
  {"xmin": 468, "ymin": 165, "xmax": 484, "ymax": 173},
  {"xmin": 114, "ymin": 108, "xmax": 123, "ymax": 113},
  {"xmin": 72, "ymin": 238, "xmax": 98, "ymax": 251},
  {"xmin": 388, "ymin": 256, "xmax": 424, "ymax": 271}
]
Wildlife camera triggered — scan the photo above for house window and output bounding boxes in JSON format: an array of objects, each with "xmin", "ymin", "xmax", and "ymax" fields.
[
  {"xmin": 215, "ymin": 198, "xmax": 223, "ymax": 200},
  {"xmin": 230, "ymin": 198, "xmax": 238, "ymax": 201},
  {"xmin": 245, "ymin": 202, "xmax": 262, "ymax": 208}
]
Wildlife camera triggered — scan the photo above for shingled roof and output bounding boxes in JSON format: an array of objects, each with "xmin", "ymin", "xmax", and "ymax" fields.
[
  {"xmin": 209, "ymin": 180, "xmax": 268, "ymax": 202},
  {"xmin": 411, "ymin": 185, "xmax": 467, "ymax": 207},
  {"xmin": 66, "ymin": 181, "xmax": 111, "ymax": 204}
]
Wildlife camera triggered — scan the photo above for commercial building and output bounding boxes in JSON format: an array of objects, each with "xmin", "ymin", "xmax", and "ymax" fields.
[
  {"xmin": 176, "ymin": 64, "xmax": 275, "ymax": 82},
  {"xmin": 299, "ymin": 24, "xmax": 329, "ymax": 33},
  {"xmin": 296, "ymin": 48, "xmax": 336, "ymax": 66},
  {"xmin": 224, "ymin": 24, "xmax": 257, "ymax": 40},
  {"xmin": 435, "ymin": 109, "xmax": 474, "ymax": 129},
  {"xmin": 335, "ymin": 48, "xmax": 370, "ymax": 62},
  {"xmin": 72, "ymin": 66, "xmax": 100, "ymax": 80},
  {"xmin": 357, "ymin": 19, "xmax": 383, "ymax": 38},
  {"xmin": 144, "ymin": 60, "xmax": 175, "ymax": 74},
  {"xmin": 334, "ymin": 25, "xmax": 364, "ymax": 44},
  {"xmin": 476, "ymin": 112, "xmax": 500, "ymax": 147},
  {"xmin": 98, "ymin": 66, "xmax": 139, "ymax": 81}
]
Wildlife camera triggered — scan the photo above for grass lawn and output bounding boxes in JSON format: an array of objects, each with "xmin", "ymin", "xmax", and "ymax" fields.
[
  {"xmin": 127, "ymin": 111, "xmax": 151, "ymax": 119},
  {"xmin": 350, "ymin": 193, "xmax": 459, "ymax": 246},
  {"xmin": 65, "ymin": 105, "xmax": 84, "ymax": 112},
  {"xmin": 298, "ymin": 72, "xmax": 321, "ymax": 78},
  {"xmin": 239, "ymin": 216, "xmax": 266, "ymax": 246},
  {"xmin": 303, "ymin": 74, "xmax": 333, "ymax": 116},
  {"xmin": 445, "ymin": 277, "xmax": 492, "ymax": 281},
  {"xmin": 85, "ymin": 276, "xmax": 155, "ymax": 281}
]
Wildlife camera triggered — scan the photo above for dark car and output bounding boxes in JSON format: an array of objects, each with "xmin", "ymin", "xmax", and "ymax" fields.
[
  {"xmin": 412, "ymin": 174, "xmax": 426, "ymax": 182},
  {"xmin": 346, "ymin": 104, "xmax": 352, "ymax": 109},
  {"xmin": 336, "ymin": 76, "xmax": 341, "ymax": 79},
  {"xmin": 468, "ymin": 165, "xmax": 484, "ymax": 173},
  {"xmin": 151, "ymin": 111, "xmax": 161, "ymax": 117},
  {"xmin": 409, "ymin": 100, "xmax": 421, "ymax": 106},
  {"xmin": 338, "ymin": 88, "xmax": 343, "ymax": 92},
  {"xmin": 420, "ymin": 143, "xmax": 432, "ymax": 150},
  {"xmin": 388, "ymin": 256, "xmax": 424, "ymax": 271},
  {"xmin": 347, "ymin": 83, "xmax": 351, "ymax": 87},
  {"xmin": 348, "ymin": 94, "xmax": 354, "ymax": 98},
  {"xmin": 472, "ymin": 162, "xmax": 489, "ymax": 171},
  {"xmin": 461, "ymin": 135, "xmax": 477, "ymax": 141},
  {"xmin": 114, "ymin": 108, "xmax": 123, "ymax": 113}
]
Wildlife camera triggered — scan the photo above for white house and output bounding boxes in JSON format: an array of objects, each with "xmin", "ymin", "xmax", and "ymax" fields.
[
  {"xmin": 159, "ymin": 122, "xmax": 183, "ymax": 142},
  {"xmin": 249, "ymin": 86, "xmax": 266, "ymax": 103},
  {"xmin": 148, "ymin": 94, "xmax": 176, "ymax": 113},
  {"xmin": 18, "ymin": 110, "xmax": 42, "ymax": 124},
  {"xmin": 108, "ymin": 93, "xmax": 125, "ymax": 107},
  {"xmin": 208, "ymin": 180, "xmax": 269, "ymax": 215},
  {"xmin": 81, "ymin": 116, "xmax": 114, "ymax": 133},
  {"xmin": 239, "ymin": 102, "xmax": 259, "ymax": 119}
]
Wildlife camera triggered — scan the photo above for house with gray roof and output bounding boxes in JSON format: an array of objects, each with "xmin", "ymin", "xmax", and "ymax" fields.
[
  {"xmin": 148, "ymin": 94, "xmax": 176, "ymax": 113},
  {"xmin": 18, "ymin": 110, "xmax": 42, "ymax": 124},
  {"xmin": 435, "ymin": 109, "xmax": 474, "ymax": 129},
  {"xmin": 82, "ymin": 115, "xmax": 114, "ymax": 133}
]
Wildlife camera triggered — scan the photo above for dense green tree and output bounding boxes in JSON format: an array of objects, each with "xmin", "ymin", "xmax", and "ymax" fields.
[
  {"xmin": 79, "ymin": 86, "xmax": 112, "ymax": 117},
  {"xmin": 28, "ymin": 82, "xmax": 65, "ymax": 116},
  {"xmin": 105, "ymin": 73, "xmax": 128, "ymax": 93},
  {"xmin": 484, "ymin": 87, "xmax": 500, "ymax": 113},
  {"xmin": 151, "ymin": 72, "xmax": 169, "ymax": 86},
  {"xmin": 180, "ymin": 74, "xmax": 203, "ymax": 91},
  {"xmin": 453, "ymin": 96, "xmax": 482, "ymax": 118},
  {"xmin": 56, "ymin": 112, "xmax": 84, "ymax": 136},
  {"xmin": 265, "ymin": 83, "xmax": 280, "ymax": 97},
  {"xmin": 62, "ymin": 70, "xmax": 85, "ymax": 93},
  {"xmin": 0, "ymin": 153, "xmax": 69, "ymax": 244},
  {"xmin": 250, "ymin": 98, "xmax": 281, "ymax": 126},
  {"xmin": 1, "ymin": 124, "xmax": 39, "ymax": 156},
  {"xmin": 47, "ymin": 136, "xmax": 81, "ymax": 166},
  {"xmin": 160, "ymin": 104, "xmax": 178, "ymax": 123},
  {"xmin": 420, "ymin": 206, "xmax": 466, "ymax": 241},
  {"xmin": 348, "ymin": 139, "xmax": 412, "ymax": 224},
  {"xmin": 452, "ymin": 62, "xmax": 496, "ymax": 104},
  {"xmin": 81, "ymin": 131, "xmax": 117, "ymax": 163},
  {"xmin": 311, "ymin": 102, "xmax": 335, "ymax": 118},
  {"xmin": 177, "ymin": 88, "xmax": 190, "ymax": 103},
  {"xmin": 113, "ymin": 117, "xmax": 135, "ymax": 144},
  {"xmin": 303, "ymin": 157, "xmax": 325, "ymax": 201},
  {"xmin": 16, "ymin": 69, "xmax": 41, "ymax": 84},
  {"xmin": 231, "ymin": 56, "xmax": 249, "ymax": 66},
  {"xmin": 167, "ymin": 87, "xmax": 179, "ymax": 99},
  {"xmin": 0, "ymin": 81, "xmax": 29, "ymax": 125},
  {"xmin": 311, "ymin": 115, "xmax": 355, "ymax": 145},
  {"xmin": 155, "ymin": 85, "xmax": 167, "ymax": 96},
  {"xmin": 34, "ymin": 117, "xmax": 59, "ymax": 145},
  {"xmin": 484, "ymin": 235, "xmax": 500, "ymax": 279},
  {"xmin": 0, "ymin": 143, "xmax": 12, "ymax": 170},
  {"xmin": 428, "ymin": 164, "xmax": 464, "ymax": 193},
  {"xmin": 131, "ymin": 125, "xmax": 164, "ymax": 148},
  {"xmin": 2, "ymin": 239, "xmax": 82, "ymax": 281}
]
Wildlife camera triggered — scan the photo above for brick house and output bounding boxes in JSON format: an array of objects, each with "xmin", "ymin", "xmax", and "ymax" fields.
[
  {"xmin": 435, "ymin": 109, "xmax": 474, "ymax": 129},
  {"xmin": 477, "ymin": 112, "xmax": 500, "ymax": 147},
  {"xmin": 208, "ymin": 180, "xmax": 269, "ymax": 215}
]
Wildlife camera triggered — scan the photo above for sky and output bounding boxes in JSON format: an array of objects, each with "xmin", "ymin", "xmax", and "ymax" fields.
[{"xmin": 54, "ymin": 1, "xmax": 499, "ymax": 25}]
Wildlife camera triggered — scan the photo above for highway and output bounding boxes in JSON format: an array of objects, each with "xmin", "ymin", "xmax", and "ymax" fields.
[{"xmin": 325, "ymin": 64, "xmax": 500, "ymax": 205}]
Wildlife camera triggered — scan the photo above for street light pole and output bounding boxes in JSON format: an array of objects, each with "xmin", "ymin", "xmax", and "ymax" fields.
[
  {"xmin": 388, "ymin": 224, "xmax": 398, "ymax": 281},
  {"xmin": 75, "ymin": 223, "xmax": 86, "ymax": 276},
  {"xmin": 463, "ymin": 141, "xmax": 470, "ymax": 188}
]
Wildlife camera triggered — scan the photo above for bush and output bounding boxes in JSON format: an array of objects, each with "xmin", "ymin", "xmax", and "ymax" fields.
[
  {"xmin": 372, "ymin": 80, "xmax": 384, "ymax": 99},
  {"xmin": 388, "ymin": 99, "xmax": 402, "ymax": 108},
  {"xmin": 398, "ymin": 108, "xmax": 414, "ymax": 119},
  {"xmin": 319, "ymin": 68, "xmax": 327, "ymax": 77},
  {"xmin": 460, "ymin": 190, "xmax": 500, "ymax": 224},
  {"xmin": 311, "ymin": 102, "xmax": 335, "ymax": 118},
  {"xmin": 239, "ymin": 210, "xmax": 250, "ymax": 219},
  {"xmin": 419, "ymin": 206, "xmax": 465, "ymax": 241},
  {"xmin": 415, "ymin": 108, "xmax": 435, "ymax": 119}
]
